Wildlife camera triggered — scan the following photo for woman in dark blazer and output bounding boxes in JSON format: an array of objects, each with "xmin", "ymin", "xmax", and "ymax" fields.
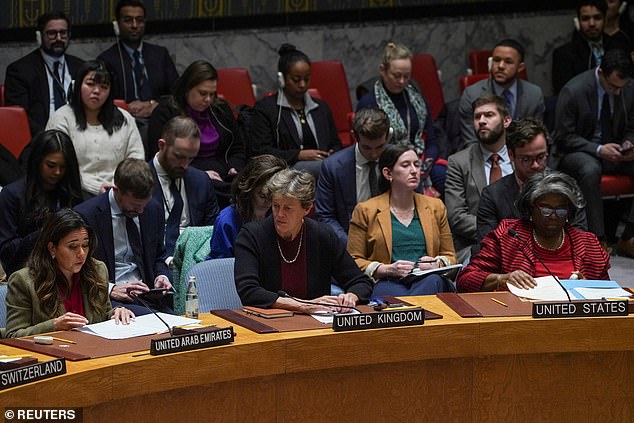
[
  {"xmin": 250, "ymin": 44, "xmax": 341, "ymax": 177},
  {"xmin": 147, "ymin": 60, "xmax": 246, "ymax": 181},
  {"xmin": 234, "ymin": 169, "xmax": 372, "ymax": 312},
  {"xmin": 0, "ymin": 130, "xmax": 82, "ymax": 277}
]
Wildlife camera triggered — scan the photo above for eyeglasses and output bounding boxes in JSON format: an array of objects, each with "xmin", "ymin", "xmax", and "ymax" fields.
[
  {"xmin": 516, "ymin": 153, "xmax": 548, "ymax": 165},
  {"xmin": 44, "ymin": 29, "xmax": 69, "ymax": 40},
  {"xmin": 535, "ymin": 203, "xmax": 569, "ymax": 218}
]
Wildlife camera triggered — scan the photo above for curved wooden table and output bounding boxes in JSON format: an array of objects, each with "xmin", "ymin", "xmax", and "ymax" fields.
[{"xmin": 2, "ymin": 295, "xmax": 634, "ymax": 422}]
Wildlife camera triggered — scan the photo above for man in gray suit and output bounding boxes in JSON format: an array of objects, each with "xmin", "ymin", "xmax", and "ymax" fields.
[
  {"xmin": 553, "ymin": 48, "xmax": 634, "ymax": 256},
  {"xmin": 446, "ymin": 94, "xmax": 512, "ymax": 262},
  {"xmin": 459, "ymin": 39, "xmax": 545, "ymax": 147}
]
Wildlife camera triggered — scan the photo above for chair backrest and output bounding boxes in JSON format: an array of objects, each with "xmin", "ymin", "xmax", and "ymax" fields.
[
  {"xmin": 217, "ymin": 68, "xmax": 256, "ymax": 109},
  {"xmin": 0, "ymin": 283, "xmax": 7, "ymax": 329},
  {"xmin": 185, "ymin": 258, "xmax": 242, "ymax": 312},
  {"xmin": 0, "ymin": 106, "xmax": 32, "ymax": 158},
  {"xmin": 459, "ymin": 74, "xmax": 490, "ymax": 94},
  {"xmin": 411, "ymin": 53, "xmax": 445, "ymax": 121},
  {"xmin": 468, "ymin": 49, "xmax": 528, "ymax": 80},
  {"xmin": 309, "ymin": 61, "xmax": 354, "ymax": 147}
]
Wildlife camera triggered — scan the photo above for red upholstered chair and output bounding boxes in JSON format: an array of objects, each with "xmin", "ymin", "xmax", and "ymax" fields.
[
  {"xmin": 217, "ymin": 68, "xmax": 256, "ymax": 110},
  {"xmin": 459, "ymin": 74, "xmax": 489, "ymax": 94},
  {"xmin": 0, "ymin": 106, "xmax": 31, "ymax": 158},
  {"xmin": 264, "ymin": 88, "xmax": 321, "ymax": 98},
  {"xmin": 600, "ymin": 175, "xmax": 634, "ymax": 199},
  {"xmin": 308, "ymin": 61, "xmax": 354, "ymax": 147},
  {"xmin": 113, "ymin": 99, "xmax": 128, "ymax": 110},
  {"xmin": 411, "ymin": 53, "xmax": 445, "ymax": 121},
  {"xmin": 0, "ymin": 84, "xmax": 4, "ymax": 106},
  {"xmin": 467, "ymin": 49, "xmax": 528, "ymax": 80}
]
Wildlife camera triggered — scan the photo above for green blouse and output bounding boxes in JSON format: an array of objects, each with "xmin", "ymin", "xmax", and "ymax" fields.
[{"xmin": 391, "ymin": 209, "xmax": 426, "ymax": 263}]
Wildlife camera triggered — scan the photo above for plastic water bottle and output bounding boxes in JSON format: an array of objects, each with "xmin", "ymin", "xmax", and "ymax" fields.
[{"xmin": 185, "ymin": 275, "xmax": 199, "ymax": 318}]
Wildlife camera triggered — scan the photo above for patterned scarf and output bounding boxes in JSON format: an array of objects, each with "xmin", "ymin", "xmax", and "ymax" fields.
[{"xmin": 374, "ymin": 80, "xmax": 428, "ymax": 155}]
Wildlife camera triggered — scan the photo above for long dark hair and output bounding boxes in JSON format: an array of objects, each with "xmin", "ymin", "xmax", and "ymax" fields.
[
  {"xmin": 23, "ymin": 130, "xmax": 82, "ymax": 228},
  {"xmin": 27, "ymin": 209, "xmax": 106, "ymax": 318},
  {"xmin": 70, "ymin": 60, "xmax": 125, "ymax": 135},
  {"xmin": 171, "ymin": 60, "xmax": 222, "ymax": 112},
  {"xmin": 231, "ymin": 155, "xmax": 287, "ymax": 222},
  {"xmin": 378, "ymin": 145, "xmax": 413, "ymax": 194}
]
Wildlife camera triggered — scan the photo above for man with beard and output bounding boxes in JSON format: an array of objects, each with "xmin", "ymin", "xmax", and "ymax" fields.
[
  {"xmin": 459, "ymin": 39, "xmax": 545, "ymax": 147},
  {"xmin": 149, "ymin": 116, "xmax": 219, "ymax": 260},
  {"xmin": 98, "ymin": 0, "xmax": 178, "ymax": 119},
  {"xmin": 446, "ymin": 94, "xmax": 512, "ymax": 262},
  {"xmin": 552, "ymin": 0, "xmax": 625, "ymax": 94},
  {"xmin": 4, "ymin": 11, "xmax": 84, "ymax": 136},
  {"xmin": 477, "ymin": 118, "xmax": 588, "ymax": 241},
  {"xmin": 75, "ymin": 158, "xmax": 173, "ymax": 315}
]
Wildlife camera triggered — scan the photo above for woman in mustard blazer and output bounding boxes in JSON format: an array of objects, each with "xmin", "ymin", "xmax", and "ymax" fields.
[{"xmin": 347, "ymin": 146, "xmax": 456, "ymax": 296}]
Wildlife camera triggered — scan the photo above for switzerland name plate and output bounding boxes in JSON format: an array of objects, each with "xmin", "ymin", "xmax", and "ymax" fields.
[
  {"xmin": 150, "ymin": 326, "xmax": 235, "ymax": 356},
  {"xmin": 332, "ymin": 308, "xmax": 424, "ymax": 332},
  {"xmin": 1, "ymin": 358, "xmax": 66, "ymax": 391},
  {"xmin": 532, "ymin": 300, "xmax": 628, "ymax": 319}
]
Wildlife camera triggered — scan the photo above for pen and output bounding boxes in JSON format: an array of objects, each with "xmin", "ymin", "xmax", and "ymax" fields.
[
  {"xmin": 416, "ymin": 259, "xmax": 438, "ymax": 265},
  {"xmin": 490, "ymin": 298, "xmax": 508, "ymax": 307},
  {"xmin": 52, "ymin": 337, "xmax": 76, "ymax": 344}
]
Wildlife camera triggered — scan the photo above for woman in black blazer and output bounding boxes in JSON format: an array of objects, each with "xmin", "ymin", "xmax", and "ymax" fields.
[{"xmin": 250, "ymin": 44, "xmax": 341, "ymax": 177}]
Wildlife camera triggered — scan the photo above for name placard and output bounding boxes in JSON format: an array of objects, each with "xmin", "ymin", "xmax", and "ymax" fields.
[
  {"xmin": 532, "ymin": 300, "xmax": 628, "ymax": 319},
  {"xmin": 332, "ymin": 308, "xmax": 424, "ymax": 332},
  {"xmin": 0, "ymin": 358, "xmax": 66, "ymax": 391},
  {"xmin": 150, "ymin": 326, "xmax": 234, "ymax": 356}
]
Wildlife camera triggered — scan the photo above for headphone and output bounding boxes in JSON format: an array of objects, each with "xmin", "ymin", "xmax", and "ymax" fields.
[
  {"xmin": 35, "ymin": 30, "xmax": 42, "ymax": 46},
  {"xmin": 112, "ymin": 20, "xmax": 129, "ymax": 101},
  {"xmin": 277, "ymin": 71, "xmax": 285, "ymax": 89}
]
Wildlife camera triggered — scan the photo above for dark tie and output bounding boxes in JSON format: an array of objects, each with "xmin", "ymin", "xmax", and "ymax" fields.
[
  {"xmin": 489, "ymin": 154, "xmax": 501, "ymax": 184},
  {"xmin": 502, "ymin": 89, "xmax": 514, "ymax": 118},
  {"xmin": 601, "ymin": 93, "xmax": 612, "ymax": 145},
  {"xmin": 125, "ymin": 216, "xmax": 148, "ymax": 283},
  {"xmin": 368, "ymin": 161, "xmax": 379, "ymax": 197},
  {"xmin": 132, "ymin": 50, "xmax": 152, "ymax": 101},
  {"xmin": 53, "ymin": 61, "xmax": 65, "ymax": 110},
  {"xmin": 164, "ymin": 178, "xmax": 184, "ymax": 254}
]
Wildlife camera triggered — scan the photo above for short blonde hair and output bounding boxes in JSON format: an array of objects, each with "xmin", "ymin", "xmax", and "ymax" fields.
[
  {"xmin": 264, "ymin": 169, "xmax": 315, "ymax": 208},
  {"xmin": 381, "ymin": 42, "xmax": 412, "ymax": 68}
]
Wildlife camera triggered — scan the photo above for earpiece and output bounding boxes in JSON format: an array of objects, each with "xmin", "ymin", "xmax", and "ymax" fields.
[
  {"xmin": 620, "ymin": 1, "xmax": 628, "ymax": 15},
  {"xmin": 277, "ymin": 71, "xmax": 285, "ymax": 89},
  {"xmin": 35, "ymin": 30, "xmax": 42, "ymax": 46},
  {"xmin": 112, "ymin": 21, "xmax": 120, "ymax": 37},
  {"xmin": 573, "ymin": 16, "xmax": 580, "ymax": 32},
  {"xmin": 487, "ymin": 56, "xmax": 493, "ymax": 72},
  {"xmin": 68, "ymin": 79, "xmax": 75, "ymax": 98},
  {"xmin": 387, "ymin": 126, "xmax": 394, "ymax": 142}
]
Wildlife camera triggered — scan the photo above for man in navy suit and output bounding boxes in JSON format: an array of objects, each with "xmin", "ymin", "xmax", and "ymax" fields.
[
  {"xmin": 149, "ymin": 116, "xmax": 219, "ymax": 260},
  {"xmin": 98, "ymin": 0, "xmax": 178, "ymax": 119},
  {"xmin": 315, "ymin": 107, "xmax": 390, "ymax": 244},
  {"xmin": 4, "ymin": 11, "xmax": 83, "ymax": 136},
  {"xmin": 75, "ymin": 158, "xmax": 172, "ymax": 314}
]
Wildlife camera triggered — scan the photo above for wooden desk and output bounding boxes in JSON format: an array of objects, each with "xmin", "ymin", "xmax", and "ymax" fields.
[{"xmin": 2, "ymin": 296, "xmax": 634, "ymax": 422}]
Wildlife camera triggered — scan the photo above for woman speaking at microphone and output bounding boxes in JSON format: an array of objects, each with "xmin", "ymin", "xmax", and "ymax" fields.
[
  {"xmin": 234, "ymin": 169, "xmax": 372, "ymax": 313},
  {"xmin": 456, "ymin": 172, "xmax": 610, "ymax": 292},
  {"xmin": 5, "ymin": 209, "xmax": 134, "ymax": 338}
]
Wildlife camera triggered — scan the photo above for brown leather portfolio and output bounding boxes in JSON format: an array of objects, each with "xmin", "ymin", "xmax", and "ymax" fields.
[{"xmin": 437, "ymin": 292, "xmax": 532, "ymax": 317}]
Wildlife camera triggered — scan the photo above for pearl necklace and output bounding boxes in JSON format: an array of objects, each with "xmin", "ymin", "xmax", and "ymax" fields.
[
  {"xmin": 533, "ymin": 229, "xmax": 565, "ymax": 251},
  {"xmin": 277, "ymin": 224, "xmax": 304, "ymax": 264}
]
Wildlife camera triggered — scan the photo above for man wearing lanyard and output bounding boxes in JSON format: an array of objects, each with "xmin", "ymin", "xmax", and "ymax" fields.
[{"xmin": 4, "ymin": 11, "xmax": 83, "ymax": 136}]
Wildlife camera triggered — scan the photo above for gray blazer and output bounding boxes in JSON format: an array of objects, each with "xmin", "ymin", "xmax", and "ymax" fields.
[
  {"xmin": 552, "ymin": 69, "xmax": 634, "ymax": 166},
  {"xmin": 445, "ymin": 143, "xmax": 488, "ymax": 253},
  {"xmin": 459, "ymin": 77, "xmax": 545, "ymax": 146}
]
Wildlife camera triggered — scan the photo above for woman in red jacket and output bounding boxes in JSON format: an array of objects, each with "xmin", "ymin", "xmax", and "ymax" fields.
[{"xmin": 457, "ymin": 171, "xmax": 609, "ymax": 292}]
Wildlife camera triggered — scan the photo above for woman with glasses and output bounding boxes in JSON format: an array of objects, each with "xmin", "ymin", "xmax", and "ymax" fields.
[
  {"xmin": 457, "ymin": 171, "xmax": 609, "ymax": 292},
  {"xmin": 356, "ymin": 42, "xmax": 445, "ymax": 196}
]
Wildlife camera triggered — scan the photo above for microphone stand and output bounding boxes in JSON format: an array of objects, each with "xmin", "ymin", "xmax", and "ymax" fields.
[{"xmin": 127, "ymin": 289, "xmax": 189, "ymax": 336}]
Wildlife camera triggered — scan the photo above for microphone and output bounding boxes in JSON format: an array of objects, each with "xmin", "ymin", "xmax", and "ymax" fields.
[
  {"xmin": 507, "ymin": 228, "xmax": 572, "ymax": 302},
  {"xmin": 277, "ymin": 290, "xmax": 361, "ymax": 313},
  {"xmin": 126, "ymin": 288, "xmax": 188, "ymax": 336}
]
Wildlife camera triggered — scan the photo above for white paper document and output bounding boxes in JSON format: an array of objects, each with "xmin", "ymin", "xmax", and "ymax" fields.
[
  {"xmin": 75, "ymin": 313, "xmax": 201, "ymax": 340},
  {"xmin": 507, "ymin": 276, "xmax": 572, "ymax": 301},
  {"xmin": 573, "ymin": 287, "xmax": 632, "ymax": 300},
  {"xmin": 310, "ymin": 309, "xmax": 360, "ymax": 324}
]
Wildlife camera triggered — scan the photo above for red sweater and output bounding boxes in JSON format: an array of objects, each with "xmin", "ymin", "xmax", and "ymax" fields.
[{"xmin": 457, "ymin": 219, "xmax": 610, "ymax": 292}]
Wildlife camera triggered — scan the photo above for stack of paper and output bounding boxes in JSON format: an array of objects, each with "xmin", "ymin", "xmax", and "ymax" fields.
[
  {"xmin": 507, "ymin": 277, "xmax": 631, "ymax": 301},
  {"xmin": 76, "ymin": 313, "xmax": 201, "ymax": 340}
]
